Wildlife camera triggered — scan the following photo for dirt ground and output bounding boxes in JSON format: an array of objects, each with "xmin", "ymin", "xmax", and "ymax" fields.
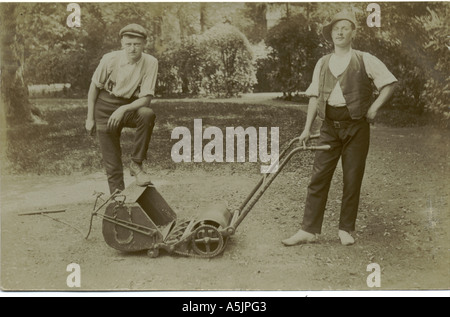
[{"xmin": 1, "ymin": 101, "xmax": 449, "ymax": 293}]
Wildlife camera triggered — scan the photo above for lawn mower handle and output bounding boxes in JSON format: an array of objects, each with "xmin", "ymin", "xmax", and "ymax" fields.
[
  {"xmin": 261, "ymin": 134, "xmax": 329, "ymax": 174},
  {"xmin": 228, "ymin": 134, "xmax": 330, "ymax": 231}
]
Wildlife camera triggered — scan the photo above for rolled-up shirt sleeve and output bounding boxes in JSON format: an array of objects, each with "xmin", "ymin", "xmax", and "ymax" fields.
[
  {"xmin": 305, "ymin": 57, "xmax": 323, "ymax": 97},
  {"xmin": 138, "ymin": 58, "xmax": 158, "ymax": 98},
  {"xmin": 91, "ymin": 54, "xmax": 111, "ymax": 89},
  {"xmin": 363, "ymin": 53, "xmax": 397, "ymax": 91}
]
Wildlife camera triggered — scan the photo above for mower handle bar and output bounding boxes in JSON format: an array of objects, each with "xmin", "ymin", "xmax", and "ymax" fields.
[
  {"xmin": 230, "ymin": 134, "xmax": 330, "ymax": 230},
  {"xmin": 284, "ymin": 133, "xmax": 319, "ymax": 149},
  {"xmin": 263, "ymin": 134, "xmax": 329, "ymax": 175}
]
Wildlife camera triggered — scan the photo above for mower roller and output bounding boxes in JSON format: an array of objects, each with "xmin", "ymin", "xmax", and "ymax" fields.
[{"xmin": 85, "ymin": 135, "xmax": 330, "ymax": 258}]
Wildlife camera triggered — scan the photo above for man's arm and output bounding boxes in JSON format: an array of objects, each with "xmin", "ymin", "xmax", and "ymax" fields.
[
  {"xmin": 299, "ymin": 97, "xmax": 318, "ymax": 143},
  {"xmin": 86, "ymin": 82, "xmax": 100, "ymax": 135},
  {"xmin": 366, "ymin": 83, "xmax": 396, "ymax": 121},
  {"xmin": 363, "ymin": 53, "xmax": 397, "ymax": 121},
  {"xmin": 300, "ymin": 57, "xmax": 322, "ymax": 143},
  {"xmin": 106, "ymin": 95, "xmax": 153, "ymax": 131}
]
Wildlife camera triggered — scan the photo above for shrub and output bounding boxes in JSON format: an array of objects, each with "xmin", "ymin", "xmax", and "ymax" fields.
[
  {"xmin": 262, "ymin": 14, "xmax": 326, "ymax": 95},
  {"xmin": 155, "ymin": 48, "xmax": 184, "ymax": 97},
  {"xmin": 158, "ymin": 23, "xmax": 257, "ymax": 97},
  {"xmin": 200, "ymin": 23, "xmax": 257, "ymax": 97},
  {"xmin": 420, "ymin": 77, "xmax": 450, "ymax": 127},
  {"xmin": 173, "ymin": 35, "xmax": 206, "ymax": 96}
]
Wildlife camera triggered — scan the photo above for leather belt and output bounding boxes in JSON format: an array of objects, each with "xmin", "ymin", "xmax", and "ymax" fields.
[
  {"xmin": 325, "ymin": 117, "xmax": 365, "ymax": 129},
  {"xmin": 98, "ymin": 90, "xmax": 136, "ymax": 105}
]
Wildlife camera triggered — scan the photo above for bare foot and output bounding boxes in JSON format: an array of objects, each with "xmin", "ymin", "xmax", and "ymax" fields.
[
  {"xmin": 282, "ymin": 229, "xmax": 317, "ymax": 246},
  {"xmin": 338, "ymin": 230, "xmax": 355, "ymax": 246}
]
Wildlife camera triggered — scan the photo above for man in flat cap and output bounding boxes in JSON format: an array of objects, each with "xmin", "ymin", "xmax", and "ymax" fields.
[
  {"xmin": 86, "ymin": 23, "xmax": 158, "ymax": 194},
  {"xmin": 282, "ymin": 10, "xmax": 397, "ymax": 246}
]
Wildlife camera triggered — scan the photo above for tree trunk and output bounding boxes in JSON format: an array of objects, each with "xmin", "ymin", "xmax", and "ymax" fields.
[
  {"xmin": 0, "ymin": 3, "xmax": 45, "ymax": 126},
  {"xmin": 257, "ymin": 3, "xmax": 268, "ymax": 38},
  {"xmin": 251, "ymin": 3, "xmax": 268, "ymax": 41},
  {"xmin": 200, "ymin": 3, "xmax": 206, "ymax": 33},
  {"xmin": 285, "ymin": 3, "xmax": 290, "ymax": 19}
]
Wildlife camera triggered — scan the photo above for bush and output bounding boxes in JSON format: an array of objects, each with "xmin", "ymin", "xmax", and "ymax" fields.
[
  {"xmin": 173, "ymin": 35, "xmax": 207, "ymax": 96},
  {"xmin": 155, "ymin": 48, "xmax": 184, "ymax": 97},
  {"xmin": 258, "ymin": 4, "xmax": 449, "ymax": 126},
  {"xmin": 261, "ymin": 14, "xmax": 326, "ymax": 95},
  {"xmin": 200, "ymin": 24, "xmax": 257, "ymax": 96},
  {"xmin": 156, "ymin": 23, "xmax": 257, "ymax": 97},
  {"xmin": 354, "ymin": 23, "xmax": 448, "ymax": 128},
  {"xmin": 420, "ymin": 77, "xmax": 450, "ymax": 127}
]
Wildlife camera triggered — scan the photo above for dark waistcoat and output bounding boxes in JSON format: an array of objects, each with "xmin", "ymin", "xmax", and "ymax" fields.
[{"xmin": 317, "ymin": 50, "xmax": 373, "ymax": 120}]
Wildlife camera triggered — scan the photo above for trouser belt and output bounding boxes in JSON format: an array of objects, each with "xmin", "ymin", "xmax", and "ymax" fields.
[
  {"xmin": 98, "ymin": 89, "xmax": 137, "ymax": 105},
  {"xmin": 325, "ymin": 117, "xmax": 366, "ymax": 129}
]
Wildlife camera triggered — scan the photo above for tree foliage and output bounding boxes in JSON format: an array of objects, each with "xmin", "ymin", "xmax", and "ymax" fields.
[
  {"xmin": 353, "ymin": 2, "xmax": 449, "ymax": 121},
  {"xmin": 257, "ymin": 2, "xmax": 449, "ymax": 123},
  {"xmin": 263, "ymin": 14, "xmax": 325, "ymax": 95},
  {"xmin": 1, "ymin": 2, "xmax": 448, "ymax": 125},
  {"xmin": 200, "ymin": 24, "xmax": 257, "ymax": 96},
  {"xmin": 159, "ymin": 24, "xmax": 256, "ymax": 97}
]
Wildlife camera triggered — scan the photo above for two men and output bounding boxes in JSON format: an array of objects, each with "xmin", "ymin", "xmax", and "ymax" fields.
[
  {"xmin": 86, "ymin": 24, "xmax": 158, "ymax": 194},
  {"xmin": 282, "ymin": 10, "xmax": 397, "ymax": 246},
  {"xmin": 87, "ymin": 11, "xmax": 397, "ymax": 246}
]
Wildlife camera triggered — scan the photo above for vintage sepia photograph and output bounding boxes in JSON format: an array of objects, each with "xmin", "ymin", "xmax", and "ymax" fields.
[{"xmin": 0, "ymin": 1, "xmax": 448, "ymax": 296}]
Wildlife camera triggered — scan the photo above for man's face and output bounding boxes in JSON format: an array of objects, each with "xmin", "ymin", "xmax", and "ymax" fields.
[
  {"xmin": 121, "ymin": 36, "xmax": 145, "ymax": 62},
  {"xmin": 331, "ymin": 20, "xmax": 356, "ymax": 48}
]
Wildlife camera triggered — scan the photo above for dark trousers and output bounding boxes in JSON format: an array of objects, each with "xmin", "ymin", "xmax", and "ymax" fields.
[
  {"xmin": 95, "ymin": 93, "xmax": 156, "ymax": 194},
  {"xmin": 302, "ymin": 106, "xmax": 370, "ymax": 234}
]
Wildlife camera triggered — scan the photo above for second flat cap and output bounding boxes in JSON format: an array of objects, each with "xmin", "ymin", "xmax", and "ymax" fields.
[
  {"xmin": 322, "ymin": 10, "xmax": 357, "ymax": 42},
  {"xmin": 119, "ymin": 23, "xmax": 147, "ymax": 39}
]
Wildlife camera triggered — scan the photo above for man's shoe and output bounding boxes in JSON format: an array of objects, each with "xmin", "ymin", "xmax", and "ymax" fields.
[
  {"xmin": 130, "ymin": 161, "xmax": 152, "ymax": 187},
  {"xmin": 338, "ymin": 230, "xmax": 355, "ymax": 246},
  {"xmin": 282, "ymin": 229, "xmax": 317, "ymax": 246}
]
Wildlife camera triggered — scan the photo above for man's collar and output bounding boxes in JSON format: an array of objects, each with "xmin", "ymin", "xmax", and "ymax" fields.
[
  {"xmin": 332, "ymin": 47, "xmax": 353, "ymax": 58},
  {"xmin": 119, "ymin": 50, "xmax": 143, "ymax": 66}
]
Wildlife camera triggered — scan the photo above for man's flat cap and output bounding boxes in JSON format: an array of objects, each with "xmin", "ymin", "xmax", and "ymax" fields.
[
  {"xmin": 322, "ymin": 10, "xmax": 357, "ymax": 42},
  {"xmin": 119, "ymin": 23, "xmax": 147, "ymax": 39}
]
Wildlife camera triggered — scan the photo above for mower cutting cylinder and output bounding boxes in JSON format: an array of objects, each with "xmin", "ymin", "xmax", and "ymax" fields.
[{"xmin": 193, "ymin": 202, "xmax": 233, "ymax": 229}]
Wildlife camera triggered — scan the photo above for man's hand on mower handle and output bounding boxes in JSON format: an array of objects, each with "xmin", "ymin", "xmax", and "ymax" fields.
[
  {"xmin": 299, "ymin": 130, "xmax": 311, "ymax": 146},
  {"xmin": 298, "ymin": 131, "xmax": 321, "ymax": 149}
]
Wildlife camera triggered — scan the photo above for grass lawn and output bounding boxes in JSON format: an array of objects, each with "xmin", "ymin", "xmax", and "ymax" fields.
[
  {"xmin": 3, "ymin": 98, "xmax": 309, "ymax": 175},
  {"xmin": 1, "ymin": 98, "xmax": 448, "ymax": 291},
  {"xmin": 3, "ymin": 97, "xmax": 442, "ymax": 176}
]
